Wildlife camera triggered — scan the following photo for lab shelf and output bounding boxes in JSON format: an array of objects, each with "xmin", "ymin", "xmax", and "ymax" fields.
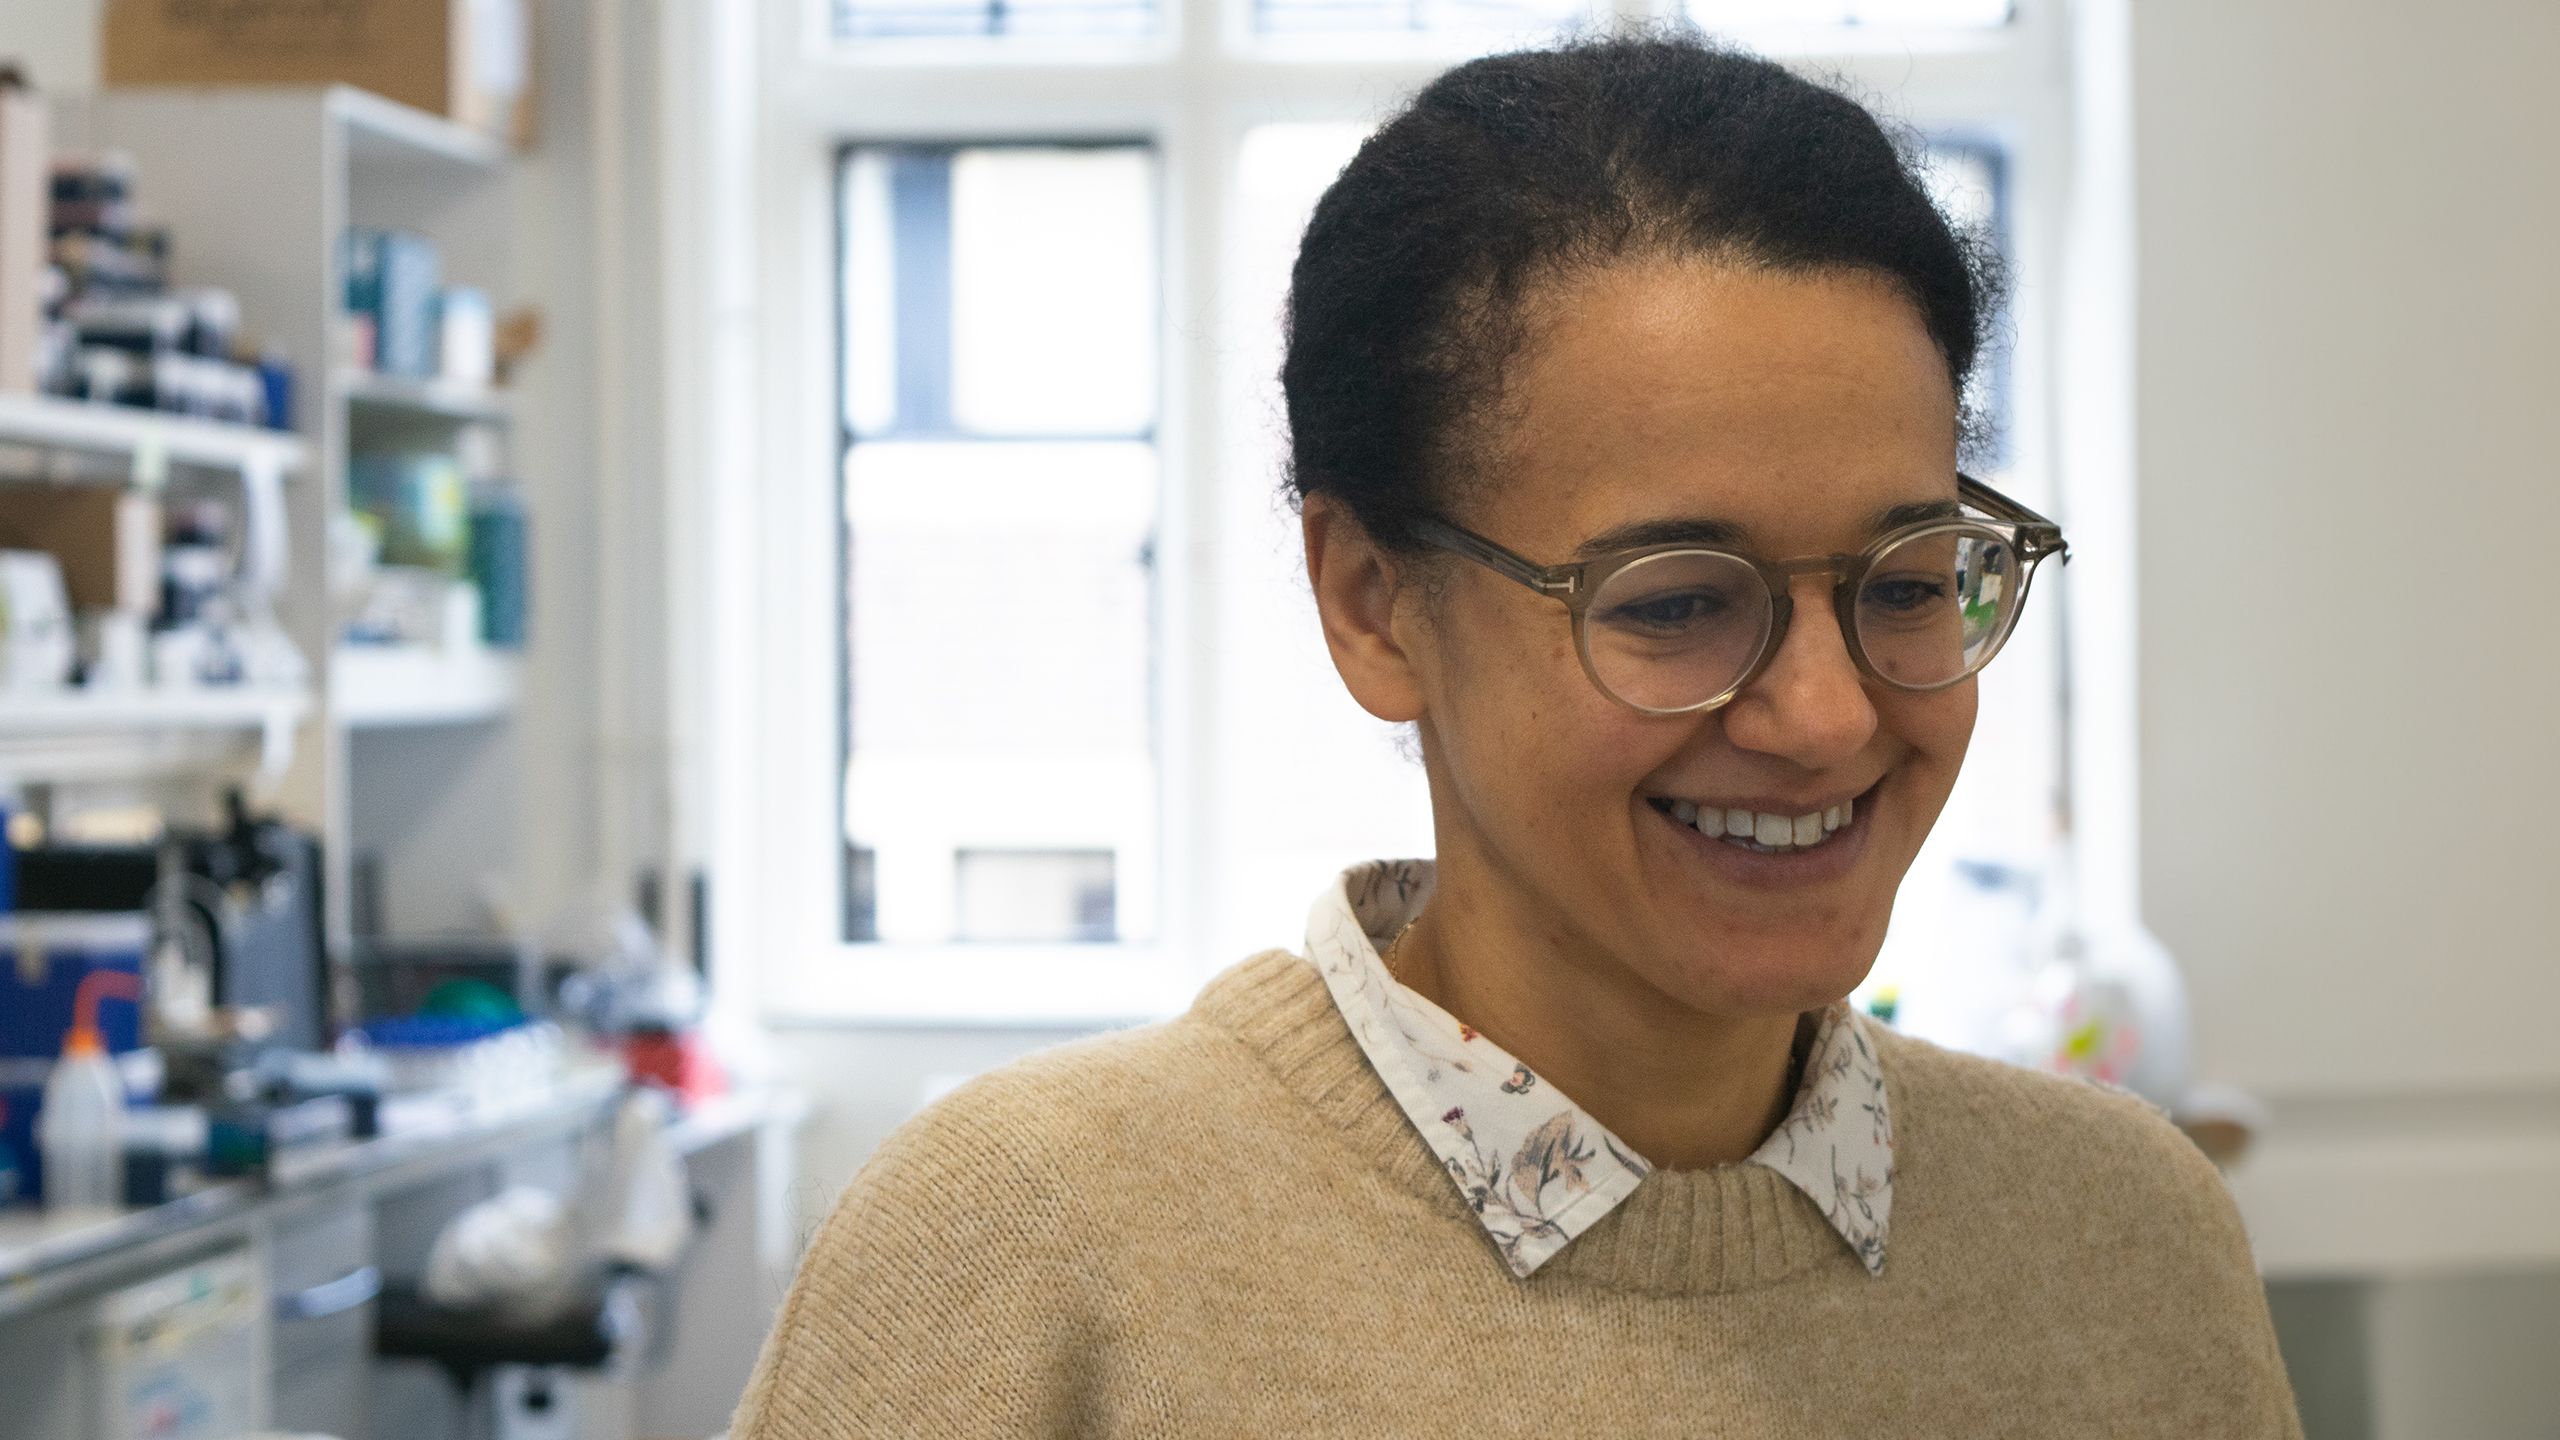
[
  {"xmin": 339, "ymin": 369, "xmax": 512, "ymax": 426},
  {"xmin": 0, "ymin": 391, "xmax": 307, "ymax": 479},
  {"xmin": 0, "ymin": 687, "xmax": 308, "ymax": 785},
  {"xmin": 330, "ymin": 83, "xmax": 508, "ymax": 175},
  {"xmin": 334, "ymin": 644, "xmax": 520, "ymax": 727},
  {"xmin": 0, "ymin": 687, "xmax": 308, "ymax": 731}
]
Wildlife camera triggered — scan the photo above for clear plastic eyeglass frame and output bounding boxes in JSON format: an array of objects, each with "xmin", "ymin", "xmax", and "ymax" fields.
[{"xmin": 1407, "ymin": 473, "xmax": 2071, "ymax": 716}]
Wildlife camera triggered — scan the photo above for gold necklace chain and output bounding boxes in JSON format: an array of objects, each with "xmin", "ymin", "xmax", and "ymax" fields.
[{"xmin": 1380, "ymin": 917, "xmax": 1420, "ymax": 984}]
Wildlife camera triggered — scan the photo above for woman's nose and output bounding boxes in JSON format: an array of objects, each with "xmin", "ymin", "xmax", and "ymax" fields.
[{"xmin": 1718, "ymin": 576, "xmax": 1877, "ymax": 767}]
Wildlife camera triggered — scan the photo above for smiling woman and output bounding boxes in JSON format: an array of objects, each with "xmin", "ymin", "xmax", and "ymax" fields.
[
  {"xmin": 1300, "ymin": 256, "xmax": 2033, "ymax": 1171},
  {"xmin": 730, "ymin": 28, "xmax": 2305, "ymax": 1439}
]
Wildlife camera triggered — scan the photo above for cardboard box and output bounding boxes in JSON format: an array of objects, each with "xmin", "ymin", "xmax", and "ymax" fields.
[
  {"xmin": 0, "ymin": 486, "xmax": 163, "ymax": 615},
  {"xmin": 101, "ymin": 0, "xmax": 535, "ymax": 151},
  {"xmin": 0, "ymin": 82, "xmax": 45, "ymax": 394}
]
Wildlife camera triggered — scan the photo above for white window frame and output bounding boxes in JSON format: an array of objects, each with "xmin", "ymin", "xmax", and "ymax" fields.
[{"xmin": 732, "ymin": 0, "xmax": 2094, "ymax": 1026}]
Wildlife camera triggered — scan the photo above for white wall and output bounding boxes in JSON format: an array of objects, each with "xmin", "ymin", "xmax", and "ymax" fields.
[
  {"xmin": 1, "ymin": 3, "xmax": 94, "ymax": 94},
  {"xmin": 2134, "ymin": 0, "xmax": 2560, "ymax": 1105},
  {"xmin": 2130, "ymin": 4, "xmax": 2560, "ymax": 1432}
]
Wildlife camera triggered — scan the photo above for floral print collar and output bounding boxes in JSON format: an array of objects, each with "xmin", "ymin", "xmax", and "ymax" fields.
[{"xmin": 1301, "ymin": 858, "xmax": 1895, "ymax": 1280}]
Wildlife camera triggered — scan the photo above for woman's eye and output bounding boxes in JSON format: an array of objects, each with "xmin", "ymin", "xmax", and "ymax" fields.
[
  {"xmin": 1861, "ymin": 576, "xmax": 1949, "ymax": 614},
  {"xmin": 1604, "ymin": 590, "xmax": 1728, "ymax": 631}
]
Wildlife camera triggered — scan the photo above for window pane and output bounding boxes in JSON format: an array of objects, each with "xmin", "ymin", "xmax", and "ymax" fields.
[
  {"xmin": 1916, "ymin": 141, "xmax": 1998, "ymax": 238},
  {"xmin": 842, "ymin": 151, "xmax": 900, "ymax": 436},
  {"xmin": 842, "ymin": 144, "xmax": 1157, "ymax": 440},
  {"xmin": 1918, "ymin": 136, "xmax": 2009, "ymax": 472},
  {"xmin": 831, "ymin": 0, "xmax": 1156, "ymax": 38},
  {"xmin": 1253, "ymin": 0, "xmax": 1585, "ymax": 41},
  {"xmin": 1000, "ymin": 0, "xmax": 1158, "ymax": 32},
  {"xmin": 1688, "ymin": 0, "xmax": 2011, "ymax": 27},
  {"xmin": 845, "ymin": 844, "xmax": 880, "ymax": 941},
  {"xmin": 1849, "ymin": 0, "xmax": 2010, "ymax": 24},
  {"xmin": 845, "ymin": 443, "xmax": 1155, "ymax": 752},
  {"xmin": 955, "ymin": 849, "xmax": 1117, "ymax": 941},
  {"xmin": 951, "ymin": 149, "xmax": 1156, "ymax": 435},
  {"xmin": 839, "ymin": 144, "xmax": 1161, "ymax": 947}
]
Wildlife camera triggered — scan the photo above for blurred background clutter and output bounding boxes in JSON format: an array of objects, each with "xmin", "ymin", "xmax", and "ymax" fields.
[{"xmin": 0, "ymin": 1, "xmax": 2553, "ymax": 1437}]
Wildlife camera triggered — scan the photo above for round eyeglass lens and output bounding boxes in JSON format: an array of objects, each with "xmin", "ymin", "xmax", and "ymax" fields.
[
  {"xmin": 1581, "ymin": 549, "xmax": 1773, "ymax": 711},
  {"xmin": 1854, "ymin": 526, "xmax": 2021, "ymax": 688}
]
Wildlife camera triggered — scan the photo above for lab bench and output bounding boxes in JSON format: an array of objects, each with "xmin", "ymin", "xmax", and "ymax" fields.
[{"xmin": 0, "ymin": 1070, "xmax": 803, "ymax": 1440}]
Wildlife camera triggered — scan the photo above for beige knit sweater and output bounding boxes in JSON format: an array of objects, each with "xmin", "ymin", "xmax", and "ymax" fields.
[{"xmin": 730, "ymin": 948, "xmax": 2305, "ymax": 1437}]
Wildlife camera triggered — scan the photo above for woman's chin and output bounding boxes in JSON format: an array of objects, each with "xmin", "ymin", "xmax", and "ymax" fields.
[{"xmin": 1632, "ymin": 928, "xmax": 1879, "ymax": 1019}]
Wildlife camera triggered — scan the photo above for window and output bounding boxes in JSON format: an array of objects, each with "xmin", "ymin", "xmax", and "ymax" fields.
[
  {"xmin": 747, "ymin": 0, "xmax": 2083, "ymax": 1025},
  {"xmin": 838, "ymin": 143, "xmax": 1162, "ymax": 950}
]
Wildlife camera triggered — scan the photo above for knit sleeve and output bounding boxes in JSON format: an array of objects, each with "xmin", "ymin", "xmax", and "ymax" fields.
[{"xmin": 727, "ymin": 1081, "xmax": 1108, "ymax": 1439}]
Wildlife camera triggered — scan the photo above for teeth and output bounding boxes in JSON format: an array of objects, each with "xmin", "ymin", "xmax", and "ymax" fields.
[{"xmin": 1656, "ymin": 792, "xmax": 1869, "ymax": 855}]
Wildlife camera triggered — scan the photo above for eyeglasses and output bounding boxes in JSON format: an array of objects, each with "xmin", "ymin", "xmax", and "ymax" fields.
[{"xmin": 1409, "ymin": 474, "xmax": 2069, "ymax": 716}]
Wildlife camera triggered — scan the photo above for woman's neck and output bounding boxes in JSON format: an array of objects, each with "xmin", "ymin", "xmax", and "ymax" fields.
[{"xmin": 1389, "ymin": 856, "xmax": 1814, "ymax": 1173}]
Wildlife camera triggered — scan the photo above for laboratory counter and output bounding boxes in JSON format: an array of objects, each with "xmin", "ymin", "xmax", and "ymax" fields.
[{"xmin": 0, "ymin": 1068, "xmax": 804, "ymax": 1439}]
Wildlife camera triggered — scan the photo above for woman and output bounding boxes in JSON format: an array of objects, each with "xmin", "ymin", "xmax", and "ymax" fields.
[{"xmin": 732, "ymin": 30, "xmax": 2303, "ymax": 1438}]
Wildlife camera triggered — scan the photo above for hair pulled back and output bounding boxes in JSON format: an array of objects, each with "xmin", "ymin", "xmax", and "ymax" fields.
[{"xmin": 1280, "ymin": 28, "xmax": 2006, "ymax": 553}]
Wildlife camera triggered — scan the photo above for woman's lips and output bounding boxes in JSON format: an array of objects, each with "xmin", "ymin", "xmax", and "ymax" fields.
[{"xmin": 1645, "ymin": 775, "xmax": 1882, "ymax": 889}]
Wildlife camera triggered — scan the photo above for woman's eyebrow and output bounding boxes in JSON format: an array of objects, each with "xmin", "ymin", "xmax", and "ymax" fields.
[
  {"xmin": 1569, "ymin": 497, "xmax": 1963, "ymax": 561},
  {"xmin": 1873, "ymin": 497, "xmax": 1963, "ymax": 531},
  {"xmin": 1571, "ymin": 516, "xmax": 1749, "ymax": 559}
]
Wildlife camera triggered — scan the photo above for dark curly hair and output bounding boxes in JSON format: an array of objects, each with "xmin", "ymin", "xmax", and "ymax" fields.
[{"xmin": 1279, "ymin": 26, "xmax": 2008, "ymax": 560}]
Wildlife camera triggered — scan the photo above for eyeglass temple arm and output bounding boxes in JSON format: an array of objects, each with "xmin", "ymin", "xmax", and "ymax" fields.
[
  {"xmin": 1409, "ymin": 515, "xmax": 1581, "ymax": 597},
  {"xmin": 1957, "ymin": 474, "xmax": 2072, "ymax": 564}
]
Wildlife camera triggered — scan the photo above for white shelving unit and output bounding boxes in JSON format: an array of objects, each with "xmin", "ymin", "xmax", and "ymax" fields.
[
  {"xmin": 48, "ymin": 85, "xmax": 536, "ymax": 959},
  {"xmin": 0, "ymin": 395, "xmax": 313, "ymax": 788}
]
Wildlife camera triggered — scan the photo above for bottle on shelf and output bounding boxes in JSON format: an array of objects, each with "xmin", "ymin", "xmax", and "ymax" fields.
[{"xmin": 37, "ymin": 967, "xmax": 143, "ymax": 1211}]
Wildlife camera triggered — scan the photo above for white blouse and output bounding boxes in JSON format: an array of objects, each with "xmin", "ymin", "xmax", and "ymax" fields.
[{"xmin": 1301, "ymin": 857, "xmax": 1897, "ymax": 1280}]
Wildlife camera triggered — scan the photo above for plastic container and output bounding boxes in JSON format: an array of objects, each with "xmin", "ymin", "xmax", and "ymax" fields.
[
  {"xmin": 467, "ymin": 481, "xmax": 529, "ymax": 648},
  {"xmin": 1, "ymin": 912, "xmax": 148, "ymax": 1201},
  {"xmin": 37, "ymin": 968, "xmax": 142, "ymax": 1210}
]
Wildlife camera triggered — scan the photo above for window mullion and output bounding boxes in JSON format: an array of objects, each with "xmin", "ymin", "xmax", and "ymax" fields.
[{"xmin": 1160, "ymin": 18, "xmax": 1229, "ymax": 986}]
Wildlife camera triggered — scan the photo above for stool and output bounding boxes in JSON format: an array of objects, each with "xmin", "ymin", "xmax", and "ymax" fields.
[{"xmin": 373, "ymin": 1267, "xmax": 651, "ymax": 1439}]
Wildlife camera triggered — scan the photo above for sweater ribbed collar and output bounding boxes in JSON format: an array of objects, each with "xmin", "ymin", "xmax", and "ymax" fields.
[{"xmin": 1190, "ymin": 860, "xmax": 1896, "ymax": 1294}]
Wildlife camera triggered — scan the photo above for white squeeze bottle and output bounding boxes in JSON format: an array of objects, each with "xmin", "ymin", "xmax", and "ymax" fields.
[{"xmin": 38, "ymin": 969, "xmax": 141, "ymax": 1211}]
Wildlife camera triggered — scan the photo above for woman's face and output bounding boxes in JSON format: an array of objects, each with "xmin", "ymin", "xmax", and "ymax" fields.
[{"xmin": 1407, "ymin": 257, "xmax": 1974, "ymax": 1017}]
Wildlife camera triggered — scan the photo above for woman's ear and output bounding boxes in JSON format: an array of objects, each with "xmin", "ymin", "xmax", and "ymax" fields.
[{"xmin": 1302, "ymin": 495, "xmax": 1427, "ymax": 724}]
